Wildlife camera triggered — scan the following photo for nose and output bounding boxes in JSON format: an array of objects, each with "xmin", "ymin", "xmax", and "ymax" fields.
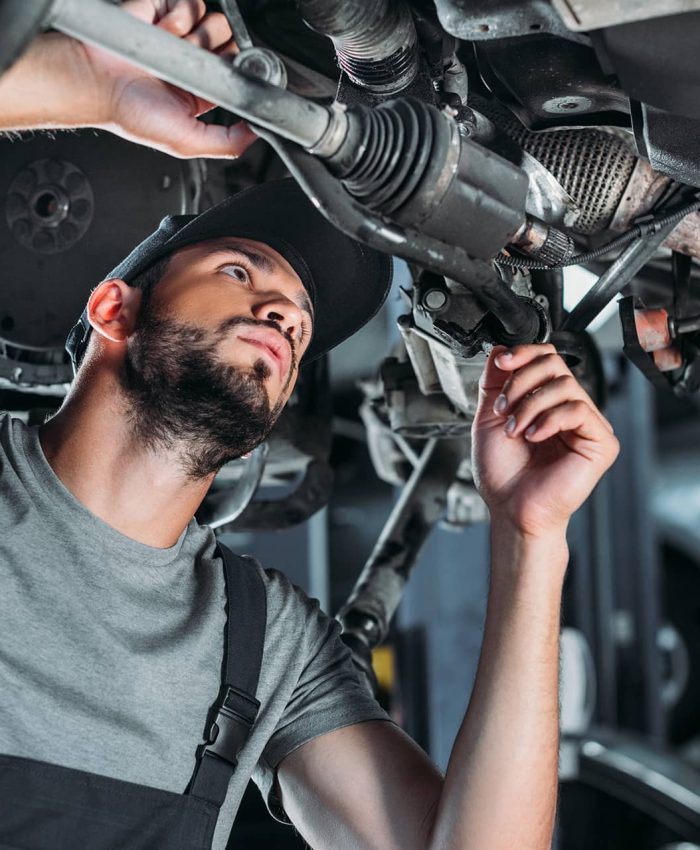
[{"xmin": 252, "ymin": 294, "xmax": 303, "ymax": 342}]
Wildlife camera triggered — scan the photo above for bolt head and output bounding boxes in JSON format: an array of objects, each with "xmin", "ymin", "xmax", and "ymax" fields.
[{"xmin": 423, "ymin": 289, "xmax": 448, "ymax": 311}]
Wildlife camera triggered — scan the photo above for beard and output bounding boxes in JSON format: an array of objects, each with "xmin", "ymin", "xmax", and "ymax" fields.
[{"xmin": 119, "ymin": 303, "xmax": 288, "ymax": 479}]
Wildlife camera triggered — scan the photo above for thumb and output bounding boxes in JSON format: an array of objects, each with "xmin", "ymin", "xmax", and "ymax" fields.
[{"xmin": 167, "ymin": 119, "xmax": 258, "ymax": 159}]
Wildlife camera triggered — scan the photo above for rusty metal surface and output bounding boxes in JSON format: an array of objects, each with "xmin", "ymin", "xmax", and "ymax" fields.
[
  {"xmin": 551, "ymin": 0, "xmax": 700, "ymax": 32},
  {"xmin": 652, "ymin": 347, "xmax": 684, "ymax": 372},
  {"xmin": 665, "ymin": 213, "xmax": 700, "ymax": 260},
  {"xmin": 634, "ymin": 309, "xmax": 673, "ymax": 353},
  {"xmin": 608, "ymin": 158, "xmax": 700, "ymax": 259}
]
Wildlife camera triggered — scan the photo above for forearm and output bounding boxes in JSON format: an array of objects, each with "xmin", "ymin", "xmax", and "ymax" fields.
[
  {"xmin": 0, "ymin": 34, "xmax": 107, "ymax": 131},
  {"xmin": 428, "ymin": 524, "xmax": 568, "ymax": 850}
]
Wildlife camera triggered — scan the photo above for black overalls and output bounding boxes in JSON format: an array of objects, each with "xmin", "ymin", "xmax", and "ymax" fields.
[{"xmin": 0, "ymin": 545, "xmax": 267, "ymax": 849}]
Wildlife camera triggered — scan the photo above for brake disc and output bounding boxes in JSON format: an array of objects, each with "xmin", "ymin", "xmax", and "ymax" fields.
[{"xmin": 0, "ymin": 131, "xmax": 200, "ymax": 380}]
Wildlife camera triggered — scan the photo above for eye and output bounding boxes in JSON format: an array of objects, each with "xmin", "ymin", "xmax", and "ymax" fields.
[{"xmin": 222, "ymin": 263, "xmax": 252, "ymax": 285}]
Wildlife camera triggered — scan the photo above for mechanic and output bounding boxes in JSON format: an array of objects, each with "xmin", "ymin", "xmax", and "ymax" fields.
[{"xmin": 0, "ymin": 2, "xmax": 620, "ymax": 849}]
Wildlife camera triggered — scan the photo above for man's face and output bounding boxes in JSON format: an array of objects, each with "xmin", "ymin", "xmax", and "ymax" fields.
[
  {"xmin": 119, "ymin": 237, "xmax": 314, "ymax": 478},
  {"xmin": 153, "ymin": 237, "xmax": 314, "ymax": 407}
]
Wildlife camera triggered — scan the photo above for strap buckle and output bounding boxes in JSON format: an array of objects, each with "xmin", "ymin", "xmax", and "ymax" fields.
[{"xmin": 201, "ymin": 686, "xmax": 260, "ymax": 765}]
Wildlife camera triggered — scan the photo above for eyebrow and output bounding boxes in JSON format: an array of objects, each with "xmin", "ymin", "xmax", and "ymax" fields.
[{"xmin": 205, "ymin": 239, "xmax": 314, "ymax": 318}]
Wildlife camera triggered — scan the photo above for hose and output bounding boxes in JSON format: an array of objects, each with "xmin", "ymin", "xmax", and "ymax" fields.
[{"xmin": 296, "ymin": 0, "xmax": 419, "ymax": 94}]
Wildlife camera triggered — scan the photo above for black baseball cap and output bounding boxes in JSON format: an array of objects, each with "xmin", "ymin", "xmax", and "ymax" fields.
[{"xmin": 65, "ymin": 178, "xmax": 393, "ymax": 370}]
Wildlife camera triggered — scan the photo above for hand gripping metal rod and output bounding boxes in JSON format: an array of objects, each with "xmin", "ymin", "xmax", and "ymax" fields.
[{"xmin": 48, "ymin": 0, "xmax": 333, "ymax": 150}]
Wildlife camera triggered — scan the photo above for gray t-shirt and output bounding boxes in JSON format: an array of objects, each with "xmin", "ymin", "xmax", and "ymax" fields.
[{"xmin": 0, "ymin": 414, "xmax": 389, "ymax": 849}]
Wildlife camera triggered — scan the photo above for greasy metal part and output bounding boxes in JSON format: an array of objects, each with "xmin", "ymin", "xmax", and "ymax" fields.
[
  {"xmin": 619, "ymin": 297, "xmax": 683, "ymax": 392},
  {"xmin": 7, "ymin": 158, "xmax": 94, "ymax": 255},
  {"xmin": 337, "ymin": 438, "xmax": 464, "ymax": 650},
  {"xmin": 398, "ymin": 313, "xmax": 489, "ymax": 418},
  {"xmin": 563, "ymin": 217, "xmax": 682, "ymax": 332},
  {"xmin": 296, "ymin": 0, "xmax": 419, "ymax": 94},
  {"xmin": 473, "ymin": 95, "xmax": 638, "ymax": 233},
  {"xmin": 257, "ymin": 130, "xmax": 543, "ymax": 346},
  {"xmin": 219, "ymin": 0, "xmax": 253, "ymax": 49},
  {"xmin": 197, "ymin": 443, "xmax": 268, "ymax": 528},
  {"xmin": 511, "ymin": 216, "xmax": 575, "ymax": 265},
  {"xmin": 610, "ymin": 158, "xmax": 700, "ymax": 259},
  {"xmin": 49, "ymin": 0, "xmax": 334, "ymax": 150},
  {"xmin": 551, "ymin": 0, "xmax": 700, "ymax": 32},
  {"xmin": 233, "ymin": 47, "xmax": 288, "ymax": 88},
  {"xmin": 633, "ymin": 309, "xmax": 673, "ymax": 352},
  {"xmin": 632, "ymin": 308, "xmax": 683, "ymax": 373},
  {"xmin": 520, "ymin": 151, "xmax": 581, "ymax": 228},
  {"xmin": 305, "ymin": 104, "xmax": 349, "ymax": 159},
  {"xmin": 608, "ymin": 159, "xmax": 671, "ymax": 232},
  {"xmin": 433, "ymin": 0, "xmax": 580, "ymax": 41},
  {"xmin": 329, "ymin": 99, "xmax": 529, "ymax": 261},
  {"xmin": 652, "ymin": 347, "xmax": 684, "ymax": 373},
  {"xmin": 397, "ymin": 319, "xmax": 442, "ymax": 396}
]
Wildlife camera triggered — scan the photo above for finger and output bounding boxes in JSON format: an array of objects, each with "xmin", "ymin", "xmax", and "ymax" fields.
[
  {"xmin": 523, "ymin": 399, "xmax": 620, "ymax": 463},
  {"xmin": 166, "ymin": 120, "xmax": 258, "ymax": 159},
  {"xmin": 216, "ymin": 37, "xmax": 241, "ymax": 59},
  {"xmin": 184, "ymin": 12, "xmax": 234, "ymax": 51},
  {"xmin": 492, "ymin": 343, "xmax": 559, "ymax": 374},
  {"xmin": 479, "ymin": 346, "xmax": 516, "ymax": 395},
  {"xmin": 119, "ymin": 0, "xmax": 162, "ymax": 24},
  {"xmin": 157, "ymin": 0, "xmax": 206, "ymax": 37},
  {"xmin": 494, "ymin": 351, "xmax": 580, "ymax": 418},
  {"xmin": 502, "ymin": 373, "xmax": 599, "ymax": 438}
]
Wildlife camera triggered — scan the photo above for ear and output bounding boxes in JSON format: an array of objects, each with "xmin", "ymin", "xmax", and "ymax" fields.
[{"xmin": 87, "ymin": 279, "xmax": 142, "ymax": 344}]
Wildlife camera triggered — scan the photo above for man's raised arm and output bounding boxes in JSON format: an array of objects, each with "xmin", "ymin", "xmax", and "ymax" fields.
[
  {"xmin": 275, "ymin": 344, "xmax": 619, "ymax": 850},
  {"xmin": 0, "ymin": 0, "xmax": 256, "ymax": 159}
]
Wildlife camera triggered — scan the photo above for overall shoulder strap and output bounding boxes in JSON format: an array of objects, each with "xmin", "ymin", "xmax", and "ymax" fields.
[{"xmin": 188, "ymin": 543, "xmax": 267, "ymax": 808}]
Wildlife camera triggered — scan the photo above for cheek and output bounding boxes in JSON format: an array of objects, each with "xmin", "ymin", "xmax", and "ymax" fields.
[{"xmin": 158, "ymin": 282, "xmax": 252, "ymax": 329}]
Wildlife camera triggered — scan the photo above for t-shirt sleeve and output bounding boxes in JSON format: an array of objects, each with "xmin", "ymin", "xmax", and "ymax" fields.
[{"xmin": 251, "ymin": 569, "xmax": 393, "ymax": 823}]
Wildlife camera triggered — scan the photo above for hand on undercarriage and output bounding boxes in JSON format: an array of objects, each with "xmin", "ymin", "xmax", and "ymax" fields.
[
  {"xmin": 473, "ymin": 343, "xmax": 620, "ymax": 538},
  {"xmin": 1, "ymin": 0, "xmax": 257, "ymax": 158},
  {"xmin": 80, "ymin": 0, "xmax": 257, "ymax": 158}
]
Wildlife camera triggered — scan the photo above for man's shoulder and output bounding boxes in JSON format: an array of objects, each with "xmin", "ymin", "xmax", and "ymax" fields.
[
  {"xmin": 0, "ymin": 412, "xmax": 29, "ymax": 473},
  {"xmin": 217, "ymin": 549, "xmax": 331, "ymax": 639}
]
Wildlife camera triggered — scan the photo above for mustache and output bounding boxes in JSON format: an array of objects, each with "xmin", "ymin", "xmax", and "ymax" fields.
[{"xmin": 216, "ymin": 315, "xmax": 299, "ymax": 374}]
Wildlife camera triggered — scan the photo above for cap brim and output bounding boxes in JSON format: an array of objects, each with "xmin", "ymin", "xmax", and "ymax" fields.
[{"xmin": 67, "ymin": 179, "xmax": 393, "ymax": 368}]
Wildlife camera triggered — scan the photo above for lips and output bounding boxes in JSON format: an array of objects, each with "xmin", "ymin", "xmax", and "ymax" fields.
[{"xmin": 237, "ymin": 328, "xmax": 292, "ymax": 379}]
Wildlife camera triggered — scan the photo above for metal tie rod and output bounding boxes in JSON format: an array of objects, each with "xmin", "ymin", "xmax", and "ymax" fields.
[{"xmin": 48, "ymin": 0, "xmax": 334, "ymax": 150}]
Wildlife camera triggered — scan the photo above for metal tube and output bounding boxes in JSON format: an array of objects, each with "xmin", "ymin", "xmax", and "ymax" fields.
[
  {"xmin": 563, "ymin": 218, "xmax": 680, "ymax": 333},
  {"xmin": 49, "ymin": 0, "xmax": 332, "ymax": 149},
  {"xmin": 337, "ymin": 438, "xmax": 457, "ymax": 648}
]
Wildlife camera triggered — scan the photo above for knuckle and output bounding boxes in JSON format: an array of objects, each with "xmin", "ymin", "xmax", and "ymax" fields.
[{"xmin": 544, "ymin": 351, "xmax": 565, "ymax": 369}]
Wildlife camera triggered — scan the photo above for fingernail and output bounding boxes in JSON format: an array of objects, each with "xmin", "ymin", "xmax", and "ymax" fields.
[
  {"xmin": 495, "ymin": 350, "xmax": 513, "ymax": 366},
  {"xmin": 494, "ymin": 394, "xmax": 508, "ymax": 414},
  {"xmin": 505, "ymin": 415, "xmax": 517, "ymax": 434},
  {"xmin": 525, "ymin": 424, "xmax": 537, "ymax": 439}
]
